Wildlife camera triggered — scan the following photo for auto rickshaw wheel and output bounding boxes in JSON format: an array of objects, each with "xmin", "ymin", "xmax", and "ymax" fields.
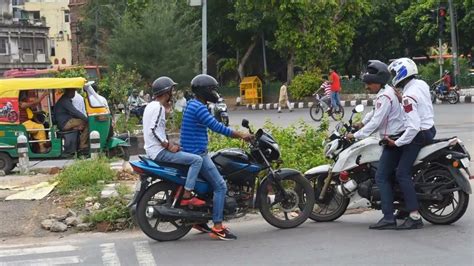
[{"xmin": 0, "ymin": 152, "xmax": 14, "ymax": 175}]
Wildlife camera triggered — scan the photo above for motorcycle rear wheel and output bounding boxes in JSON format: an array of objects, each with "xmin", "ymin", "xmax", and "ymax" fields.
[
  {"xmin": 308, "ymin": 175, "xmax": 349, "ymax": 222},
  {"xmin": 258, "ymin": 173, "xmax": 315, "ymax": 228},
  {"xmin": 331, "ymin": 105, "xmax": 344, "ymax": 121},
  {"xmin": 418, "ymin": 169, "xmax": 469, "ymax": 225},
  {"xmin": 136, "ymin": 182, "xmax": 192, "ymax": 241},
  {"xmin": 447, "ymin": 91, "xmax": 459, "ymax": 104}
]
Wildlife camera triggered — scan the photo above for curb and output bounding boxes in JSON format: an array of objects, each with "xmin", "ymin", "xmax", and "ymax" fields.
[{"xmin": 245, "ymin": 96, "xmax": 474, "ymax": 110}]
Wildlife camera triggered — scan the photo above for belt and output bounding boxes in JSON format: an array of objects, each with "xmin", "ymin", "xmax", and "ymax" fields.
[{"xmin": 388, "ymin": 131, "xmax": 404, "ymax": 140}]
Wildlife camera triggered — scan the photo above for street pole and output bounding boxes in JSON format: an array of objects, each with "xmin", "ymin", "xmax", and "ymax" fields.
[
  {"xmin": 261, "ymin": 33, "xmax": 268, "ymax": 76},
  {"xmin": 439, "ymin": 38, "xmax": 443, "ymax": 77},
  {"xmin": 448, "ymin": 0, "xmax": 460, "ymax": 86},
  {"xmin": 95, "ymin": 7, "xmax": 99, "ymax": 65},
  {"xmin": 202, "ymin": 0, "xmax": 207, "ymax": 74}
]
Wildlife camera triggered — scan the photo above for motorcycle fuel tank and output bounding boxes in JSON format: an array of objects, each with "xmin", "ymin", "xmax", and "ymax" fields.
[{"xmin": 211, "ymin": 148, "xmax": 262, "ymax": 184}]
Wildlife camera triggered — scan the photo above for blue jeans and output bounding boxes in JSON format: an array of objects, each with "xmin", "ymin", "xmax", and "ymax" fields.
[
  {"xmin": 330, "ymin": 92, "xmax": 341, "ymax": 111},
  {"xmin": 154, "ymin": 150, "xmax": 203, "ymax": 191},
  {"xmin": 375, "ymin": 127, "xmax": 436, "ymax": 221},
  {"xmin": 199, "ymin": 153, "xmax": 227, "ymax": 224}
]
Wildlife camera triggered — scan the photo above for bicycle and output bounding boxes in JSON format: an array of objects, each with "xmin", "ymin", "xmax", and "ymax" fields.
[{"xmin": 309, "ymin": 93, "xmax": 344, "ymax": 121}]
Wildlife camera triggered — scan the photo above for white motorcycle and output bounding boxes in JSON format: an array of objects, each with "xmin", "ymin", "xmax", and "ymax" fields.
[{"xmin": 305, "ymin": 105, "xmax": 472, "ymax": 225}]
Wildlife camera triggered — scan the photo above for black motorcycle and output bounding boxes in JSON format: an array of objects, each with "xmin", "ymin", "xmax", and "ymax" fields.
[
  {"xmin": 128, "ymin": 119, "xmax": 315, "ymax": 241},
  {"xmin": 430, "ymin": 81, "xmax": 459, "ymax": 104}
]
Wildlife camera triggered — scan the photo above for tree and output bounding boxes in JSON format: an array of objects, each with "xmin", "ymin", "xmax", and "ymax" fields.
[{"xmin": 106, "ymin": 1, "xmax": 200, "ymax": 84}]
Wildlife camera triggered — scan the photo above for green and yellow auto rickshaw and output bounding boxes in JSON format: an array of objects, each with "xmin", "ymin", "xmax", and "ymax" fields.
[{"xmin": 0, "ymin": 77, "xmax": 129, "ymax": 174}]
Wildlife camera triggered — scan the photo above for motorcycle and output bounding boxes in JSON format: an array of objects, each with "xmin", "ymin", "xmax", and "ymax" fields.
[
  {"xmin": 309, "ymin": 93, "xmax": 344, "ymax": 122},
  {"xmin": 0, "ymin": 102, "xmax": 18, "ymax": 122},
  {"xmin": 430, "ymin": 81, "xmax": 459, "ymax": 104},
  {"xmin": 128, "ymin": 119, "xmax": 315, "ymax": 241},
  {"xmin": 209, "ymin": 97, "xmax": 229, "ymax": 126},
  {"xmin": 305, "ymin": 105, "xmax": 471, "ymax": 225}
]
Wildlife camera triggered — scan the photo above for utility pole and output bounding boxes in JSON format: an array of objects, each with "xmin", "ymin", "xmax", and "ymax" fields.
[
  {"xmin": 438, "ymin": 5, "xmax": 447, "ymax": 78},
  {"xmin": 261, "ymin": 33, "xmax": 268, "ymax": 76},
  {"xmin": 202, "ymin": 0, "xmax": 207, "ymax": 74},
  {"xmin": 448, "ymin": 0, "xmax": 460, "ymax": 87},
  {"xmin": 95, "ymin": 7, "xmax": 99, "ymax": 65}
]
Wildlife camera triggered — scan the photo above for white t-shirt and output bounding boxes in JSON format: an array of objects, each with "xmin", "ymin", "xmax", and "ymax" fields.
[
  {"xmin": 72, "ymin": 92, "xmax": 87, "ymax": 116},
  {"xmin": 143, "ymin": 101, "xmax": 167, "ymax": 159}
]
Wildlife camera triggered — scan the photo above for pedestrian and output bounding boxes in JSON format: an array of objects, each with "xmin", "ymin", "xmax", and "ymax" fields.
[
  {"xmin": 278, "ymin": 82, "xmax": 292, "ymax": 113},
  {"xmin": 385, "ymin": 57, "xmax": 436, "ymax": 230},
  {"xmin": 180, "ymin": 74, "xmax": 252, "ymax": 240},
  {"xmin": 143, "ymin": 76, "xmax": 204, "ymax": 206},
  {"xmin": 346, "ymin": 60, "xmax": 405, "ymax": 230},
  {"xmin": 328, "ymin": 66, "xmax": 342, "ymax": 112}
]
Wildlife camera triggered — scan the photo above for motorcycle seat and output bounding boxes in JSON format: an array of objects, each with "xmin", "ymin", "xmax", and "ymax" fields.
[
  {"xmin": 138, "ymin": 155, "xmax": 191, "ymax": 172},
  {"xmin": 432, "ymin": 137, "xmax": 455, "ymax": 144}
]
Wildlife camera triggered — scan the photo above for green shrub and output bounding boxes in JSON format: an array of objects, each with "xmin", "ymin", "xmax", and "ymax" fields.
[
  {"xmin": 114, "ymin": 115, "xmax": 140, "ymax": 134},
  {"xmin": 56, "ymin": 157, "xmax": 116, "ymax": 194},
  {"xmin": 288, "ymin": 69, "xmax": 322, "ymax": 100},
  {"xmin": 208, "ymin": 119, "xmax": 329, "ymax": 173},
  {"xmin": 85, "ymin": 197, "xmax": 130, "ymax": 224}
]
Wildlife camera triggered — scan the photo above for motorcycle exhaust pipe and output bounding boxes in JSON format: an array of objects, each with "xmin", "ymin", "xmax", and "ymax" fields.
[
  {"xmin": 147, "ymin": 205, "xmax": 212, "ymax": 220},
  {"xmin": 336, "ymin": 180, "xmax": 358, "ymax": 196}
]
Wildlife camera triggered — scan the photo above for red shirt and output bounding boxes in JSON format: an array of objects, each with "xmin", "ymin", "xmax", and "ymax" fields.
[
  {"xmin": 330, "ymin": 72, "xmax": 341, "ymax": 92},
  {"xmin": 443, "ymin": 75, "xmax": 451, "ymax": 87}
]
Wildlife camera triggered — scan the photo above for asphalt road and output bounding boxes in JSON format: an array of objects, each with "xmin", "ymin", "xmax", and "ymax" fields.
[
  {"xmin": 0, "ymin": 198, "xmax": 473, "ymax": 265},
  {"xmin": 1, "ymin": 104, "xmax": 472, "ymax": 265}
]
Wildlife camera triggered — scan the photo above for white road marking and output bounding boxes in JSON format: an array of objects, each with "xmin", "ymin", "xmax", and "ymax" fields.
[
  {"xmin": 100, "ymin": 243, "xmax": 121, "ymax": 266},
  {"xmin": 0, "ymin": 256, "xmax": 81, "ymax": 266},
  {"xmin": 0, "ymin": 245, "xmax": 77, "ymax": 258},
  {"xmin": 133, "ymin": 241, "xmax": 157, "ymax": 266}
]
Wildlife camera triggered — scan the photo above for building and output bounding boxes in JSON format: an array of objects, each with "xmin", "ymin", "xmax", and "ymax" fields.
[
  {"xmin": 69, "ymin": 0, "xmax": 88, "ymax": 65},
  {"xmin": 0, "ymin": 1, "xmax": 50, "ymax": 75},
  {"xmin": 22, "ymin": 0, "xmax": 72, "ymax": 66}
]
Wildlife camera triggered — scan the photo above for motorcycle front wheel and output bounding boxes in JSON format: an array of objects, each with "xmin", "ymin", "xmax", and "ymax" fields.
[
  {"xmin": 308, "ymin": 175, "xmax": 349, "ymax": 222},
  {"xmin": 418, "ymin": 169, "xmax": 469, "ymax": 225},
  {"xmin": 136, "ymin": 182, "xmax": 192, "ymax": 241},
  {"xmin": 258, "ymin": 173, "xmax": 315, "ymax": 228}
]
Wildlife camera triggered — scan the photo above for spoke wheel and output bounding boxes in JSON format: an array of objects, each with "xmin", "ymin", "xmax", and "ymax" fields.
[
  {"xmin": 447, "ymin": 91, "xmax": 459, "ymax": 104},
  {"xmin": 331, "ymin": 105, "xmax": 345, "ymax": 121},
  {"xmin": 309, "ymin": 104, "xmax": 323, "ymax": 122},
  {"xmin": 258, "ymin": 174, "xmax": 314, "ymax": 229},
  {"xmin": 418, "ymin": 170, "xmax": 469, "ymax": 225},
  {"xmin": 136, "ymin": 182, "xmax": 192, "ymax": 241}
]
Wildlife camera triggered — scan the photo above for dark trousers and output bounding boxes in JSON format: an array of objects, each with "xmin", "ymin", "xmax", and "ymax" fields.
[{"xmin": 375, "ymin": 127, "xmax": 436, "ymax": 220}]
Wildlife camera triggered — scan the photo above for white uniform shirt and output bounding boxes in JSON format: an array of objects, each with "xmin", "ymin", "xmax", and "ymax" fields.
[
  {"xmin": 354, "ymin": 85, "xmax": 405, "ymax": 139},
  {"xmin": 143, "ymin": 101, "xmax": 167, "ymax": 159},
  {"xmin": 72, "ymin": 92, "xmax": 87, "ymax": 116},
  {"xmin": 395, "ymin": 79, "xmax": 434, "ymax": 147}
]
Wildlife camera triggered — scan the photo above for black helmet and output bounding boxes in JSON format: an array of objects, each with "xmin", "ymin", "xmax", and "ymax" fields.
[
  {"xmin": 191, "ymin": 74, "xmax": 220, "ymax": 103},
  {"xmin": 152, "ymin": 76, "xmax": 177, "ymax": 96},
  {"xmin": 362, "ymin": 60, "xmax": 391, "ymax": 85}
]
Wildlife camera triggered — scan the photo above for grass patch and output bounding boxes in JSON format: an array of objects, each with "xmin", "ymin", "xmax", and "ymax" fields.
[
  {"xmin": 85, "ymin": 197, "xmax": 130, "ymax": 224},
  {"xmin": 56, "ymin": 157, "xmax": 116, "ymax": 195}
]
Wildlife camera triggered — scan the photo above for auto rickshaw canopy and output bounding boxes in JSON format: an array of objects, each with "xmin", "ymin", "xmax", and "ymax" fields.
[{"xmin": 0, "ymin": 77, "xmax": 86, "ymax": 98}]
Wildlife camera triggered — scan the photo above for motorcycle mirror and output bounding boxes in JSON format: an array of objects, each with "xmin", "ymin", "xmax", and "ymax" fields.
[
  {"xmin": 241, "ymin": 119, "xmax": 250, "ymax": 129},
  {"xmin": 353, "ymin": 104, "xmax": 364, "ymax": 113}
]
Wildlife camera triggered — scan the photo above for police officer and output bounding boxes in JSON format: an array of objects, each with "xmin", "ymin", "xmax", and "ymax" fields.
[
  {"xmin": 385, "ymin": 57, "xmax": 436, "ymax": 230},
  {"xmin": 346, "ymin": 60, "xmax": 405, "ymax": 230}
]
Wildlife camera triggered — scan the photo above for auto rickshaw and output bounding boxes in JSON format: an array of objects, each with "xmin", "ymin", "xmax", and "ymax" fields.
[{"xmin": 0, "ymin": 77, "xmax": 129, "ymax": 174}]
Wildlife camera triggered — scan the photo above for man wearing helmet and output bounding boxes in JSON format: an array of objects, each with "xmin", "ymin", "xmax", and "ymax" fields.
[
  {"xmin": 347, "ymin": 60, "xmax": 405, "ymax": 229},
  {"xmin": 143, "ymin": 77, "xmax": 205, "ymax": 207},
  {"xmin": 181, "ymin": 74, "xmax": 252, "ymax": 240},
  {"xmin": 385, "ymin": 57, "xmax": 436, "ymax": 230}
]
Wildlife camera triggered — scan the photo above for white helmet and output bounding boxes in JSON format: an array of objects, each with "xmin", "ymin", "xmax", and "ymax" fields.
[{"xmin": 388, "ymin": 58, "xmax": 418, "ymax": 87}]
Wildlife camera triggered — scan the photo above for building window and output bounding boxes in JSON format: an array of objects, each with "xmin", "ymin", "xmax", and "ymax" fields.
[
  {"xmin": 20, "ymin": 38, "xmax": 33, "ymax": 54},
  {"xmin": 54, "ymin": 58, "xmax": 59, "ymax": 64},
  {"xmin": 0, "ymin": 38, "xmax": 8, "ymax": 54},
  {"xmin": 36, "ymin": 40, "xmax": 45, "ymax": 54},
  {"xmin": 64, "ymin": 10, "xmax": 70, "ymax": 23},
  {"xmin": 50, "ymin": 40, "xmax": 56, "ymax": 56},
  {"xmin": 61, "ymin": 58, "xmax": 66, "ymax": 64}
]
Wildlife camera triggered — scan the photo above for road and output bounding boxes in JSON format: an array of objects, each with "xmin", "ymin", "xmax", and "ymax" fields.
[
  {"xmin": 1, "ymin": 104, "xmax": 472, "ymax": 265},
  {"xmin": 0, "ymin": 199, "xmax": 473, "ymax": 265}
]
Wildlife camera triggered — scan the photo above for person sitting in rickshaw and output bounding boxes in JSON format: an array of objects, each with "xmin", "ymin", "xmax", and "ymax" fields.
[
  {"xmin": 19, "ymin": 90, "xmax": 49, "ymax": 153},
  {"xmin": 54, "ymin": 89, "xmax": 89, "ymax": 151}
]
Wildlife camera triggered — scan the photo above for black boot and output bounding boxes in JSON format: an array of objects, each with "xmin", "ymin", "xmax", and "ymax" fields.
[
  {"xmin": 369, "ymin": 218, "xmax": 397, "ymax": 230},
  {"xmin": 397, "ymin": 217, "xmax": 423, "ymax": 230},
  {"xmin": 394, "ymin": 210, "xmax": 409, "ymax": 220}
]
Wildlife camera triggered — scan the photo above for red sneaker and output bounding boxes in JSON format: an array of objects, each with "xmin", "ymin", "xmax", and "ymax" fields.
[{"xmin": 181, "ymin": 197, "xmax": 206, "ymax": 207}]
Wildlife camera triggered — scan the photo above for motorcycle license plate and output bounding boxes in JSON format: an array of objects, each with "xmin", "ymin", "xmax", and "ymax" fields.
[
  {"xmin": 134, "ymin": 181, "xmax": 142, "ymax": 192},
  {"xmin": 460, "ymin": 158, "xmax": 470, "ymax": 168}
]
